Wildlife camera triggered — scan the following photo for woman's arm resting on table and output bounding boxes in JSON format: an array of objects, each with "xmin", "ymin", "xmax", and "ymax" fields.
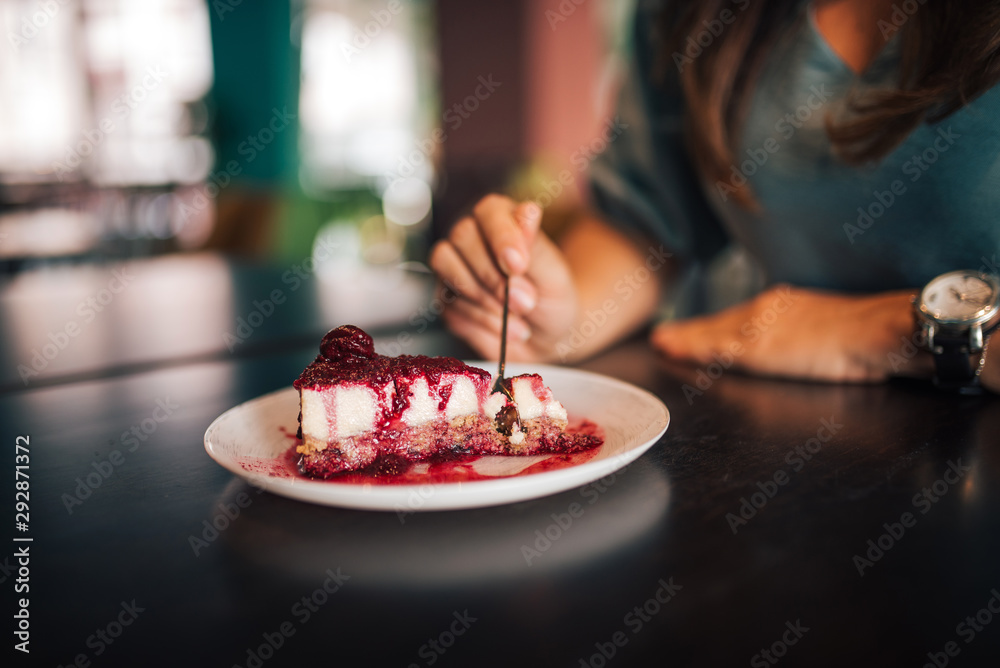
[
  {"xmin": 651, "ymin": 284, "xmax": 971, "ymax": 386},
  {"xmin": 429, "ymin": 195, "xmax": 664, "ymax": 363}
]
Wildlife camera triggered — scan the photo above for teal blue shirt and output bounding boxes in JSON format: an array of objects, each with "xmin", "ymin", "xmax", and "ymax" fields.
[{"xmin": 589, "ymin": 2, "xmax": 1000, "ymax": 312}]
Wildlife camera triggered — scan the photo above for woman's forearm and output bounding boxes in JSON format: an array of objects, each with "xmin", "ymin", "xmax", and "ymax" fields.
[{"xmin": 555, "ymin": 214, "xmax": 670, "ymax": 362}]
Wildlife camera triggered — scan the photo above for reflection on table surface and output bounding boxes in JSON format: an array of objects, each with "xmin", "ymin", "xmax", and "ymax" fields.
[{"xmin": 2, "ymin": 255, "xmax": 999, "ymax": 667}]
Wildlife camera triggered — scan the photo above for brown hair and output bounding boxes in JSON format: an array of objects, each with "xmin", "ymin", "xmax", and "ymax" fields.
[{"xmin": 661, "ymin": 0, "xmax": 1000, "ymax": 208}]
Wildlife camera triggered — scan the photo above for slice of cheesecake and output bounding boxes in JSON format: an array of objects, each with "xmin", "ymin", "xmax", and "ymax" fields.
[{"xmin": 293, "ymin": 325, "xmax": 600, "ymax": 478}]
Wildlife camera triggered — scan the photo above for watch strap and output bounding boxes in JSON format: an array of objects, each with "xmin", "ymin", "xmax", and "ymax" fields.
[
  {"xmin": 931, "ymin": 337, "xmax": 978, "ymax": 392},
  {"xmin": 930, "ymin": 320, "xmax": 1000, "ymax": 394}
]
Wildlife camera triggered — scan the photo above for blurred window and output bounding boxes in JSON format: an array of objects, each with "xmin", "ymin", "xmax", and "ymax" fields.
[
  {"xmin": 0, "ymin": 0, "xmax": 214, "ymax": 262},
  {"xmin": 297, "ymin": 0, "xmax": 436, "ymax": 195},
  {"xmin": 0, "ymin": 0, "xmax": 213, "ymax": 186}
]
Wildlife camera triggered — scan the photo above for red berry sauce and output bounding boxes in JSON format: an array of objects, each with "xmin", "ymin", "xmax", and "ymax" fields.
[{"xmin": 238, "ymin": 421, "xmax": 604, "ymax": 486}]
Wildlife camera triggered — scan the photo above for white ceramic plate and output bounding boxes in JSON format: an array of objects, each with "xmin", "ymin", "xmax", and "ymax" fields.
[{"xmin": 204, "ymin": 363, "xmax": 669, "ymax": 511}]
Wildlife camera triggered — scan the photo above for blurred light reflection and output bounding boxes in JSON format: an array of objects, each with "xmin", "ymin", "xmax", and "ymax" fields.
[{"xmin": 216, "ymin": 464, "xmax": 671, "ymax": 587}]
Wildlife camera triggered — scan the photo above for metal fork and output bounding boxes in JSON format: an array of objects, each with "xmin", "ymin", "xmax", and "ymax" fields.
[{"xmin": 491, "ymin": 276, "xmax": 521, "ymax": 436}]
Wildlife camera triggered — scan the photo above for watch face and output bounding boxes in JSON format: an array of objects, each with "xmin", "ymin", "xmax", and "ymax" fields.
[{"xmin": 920, "ymin": 271, "xmax": 999, "ymax": 324}]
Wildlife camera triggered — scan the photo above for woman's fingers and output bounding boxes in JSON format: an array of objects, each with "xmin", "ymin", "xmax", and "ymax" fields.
[
  {"xmin": 447, "ymin": 216, "xmax": 505, "ymax": 297},
  {"xmin": 472, "ymin": 194, "xmax": 537, "ymax": 276},
  {"xmin": 444, "ymin": 294, "xmax": 532, "ymax": 342},
  {"xmin": 429, "ymin": 237, "xmax": 501, "ymax": 310},
  {"xmin": 512, "ymin": 200, "xmax": 543, "ymax": 248},
  {"xmin": 507, "ymin": 274, "xmax": 538, "ymax": 315},
  {"xmin": 441, "ymin": 301, "xmax": 532, "ymax": 359}
]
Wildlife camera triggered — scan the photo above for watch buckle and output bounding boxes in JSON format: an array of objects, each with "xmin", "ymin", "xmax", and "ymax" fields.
[
  {"xmin": 970, "ymin": 324, "xmax": 984, "ymax": 352},
  {"xmin": 922, "ymin": 322, "xmax": 941, "ymax": 354}
]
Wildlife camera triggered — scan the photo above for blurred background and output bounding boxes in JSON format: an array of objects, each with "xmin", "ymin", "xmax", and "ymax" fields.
[{"xmin": 0, "ymin": 0, "xmax": 633, "ymax": 273}]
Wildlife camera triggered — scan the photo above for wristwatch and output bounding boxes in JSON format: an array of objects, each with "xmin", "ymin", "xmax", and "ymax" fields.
[{"xmin": 915, "ymin": 270, "xmax": 1000, "ymax": 394}]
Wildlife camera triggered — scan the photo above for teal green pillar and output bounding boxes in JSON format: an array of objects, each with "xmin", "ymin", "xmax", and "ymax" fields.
[
  {"xmin": 208, "ymin": 0, "xmax": 299, "ymax": 186},
  {"xmin": 208, "ymin": 0, "xmax": 313, "ymax": 260}
]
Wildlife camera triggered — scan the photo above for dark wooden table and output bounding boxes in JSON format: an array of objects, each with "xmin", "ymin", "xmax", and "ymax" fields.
[{"xmin": 3, "ymin": 254, "xmax": 999, "ymax": 668}]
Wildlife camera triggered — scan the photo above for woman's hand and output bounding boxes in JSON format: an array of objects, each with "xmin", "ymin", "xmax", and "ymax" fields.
[
  {"xmin": 429, "ymin": 194, "xmax": 578, "ymax": 362},
  {"xmin": 651, "ymin": 285, "xmax": 934, "ymax": 383},
  {"xmin": 430, "ymin": 195, "xmax": 666, "ymax": 363}
]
